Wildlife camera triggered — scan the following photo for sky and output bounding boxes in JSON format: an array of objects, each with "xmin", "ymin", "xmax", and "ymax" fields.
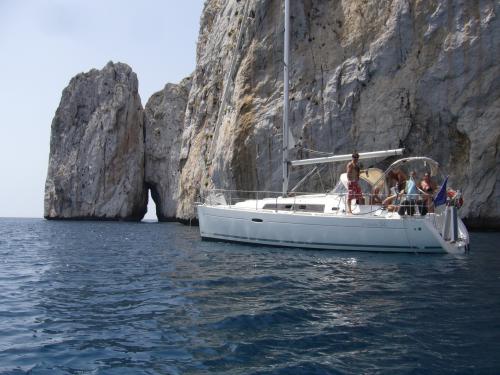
[{"xmin": 0, "ymin": 0, "xmax": 205, "ymax": 220}]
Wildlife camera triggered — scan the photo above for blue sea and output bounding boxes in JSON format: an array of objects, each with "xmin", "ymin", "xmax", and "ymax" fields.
[{"xmin": 0, "ymin": 218, "xmax": 499, "ymax": 374}]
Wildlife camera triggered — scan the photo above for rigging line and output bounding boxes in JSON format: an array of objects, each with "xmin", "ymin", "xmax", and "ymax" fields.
[
  {"xmin": 315, "ymin": 167, "xmax": 325, "ymax": 192},
  {"xmin": 329, "ymin": 163, "xmax": 335, "ymax": 190},
  {"xmin": 317, "ymin": 163, "xmax": 332, "ymax": 192},
  {"xmin": 290, "ymin": 166, "xmax": 318, "ymax": 192},
  {"xmin": 290, "ymin": 163, "xmax": 329, "ymax": 193},
  {"xmin": 208, "ymin": 0, "xmax": 252, "ymax": 157},
  {"xmin": 296, "ymin": 146, "xmax": 334, "ymax": 156}
]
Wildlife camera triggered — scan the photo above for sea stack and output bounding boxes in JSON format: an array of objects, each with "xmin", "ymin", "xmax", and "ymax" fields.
[
  {"xmin": 44, "ymin": 62, "xmax": 147, "ymax": 220},
  {"xmin": 144, "ymin": 77, "xmax": 192, "ymax": 221}
]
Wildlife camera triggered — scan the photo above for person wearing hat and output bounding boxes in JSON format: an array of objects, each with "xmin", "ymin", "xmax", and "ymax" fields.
[{"xmin": 346, "ymin": 152, "xmax": 365, "ymax": 214}]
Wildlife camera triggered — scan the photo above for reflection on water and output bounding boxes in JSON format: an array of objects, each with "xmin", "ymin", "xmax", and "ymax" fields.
[{"xmin": 0, "ymin": 218, "xmax": 499, "ymax": 374}]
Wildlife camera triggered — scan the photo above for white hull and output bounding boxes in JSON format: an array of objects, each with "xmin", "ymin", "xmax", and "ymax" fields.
[{"xmin": 198, "ymin": 205, "xmax": 467, "ymax": 254}]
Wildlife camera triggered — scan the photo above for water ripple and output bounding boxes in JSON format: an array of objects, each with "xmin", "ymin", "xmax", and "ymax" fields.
[{"xmin": 0, "ymin": 218, "xmax": 499, "ymax": 374}]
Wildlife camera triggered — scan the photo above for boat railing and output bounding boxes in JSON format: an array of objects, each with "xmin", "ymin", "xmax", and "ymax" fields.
[
  {"xmin": 201, "ymin": 189, "xmax": 326, "ymax": 208},
  {"xmin": 200, "ymin": 189, "xmax": 450, "ymax": 219},
  {"xmin": 201, "ymin": 188, "xmax": 390, "ymax": 214}
]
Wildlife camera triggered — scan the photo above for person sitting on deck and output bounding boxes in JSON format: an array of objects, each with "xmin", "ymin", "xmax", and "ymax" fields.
[
  {"xmin": 382, "ymin": 181, "xmax": 405, "ymax": 212},
  {"xmin": 346, "ymin": 152, "xmax": 365, "ymax": 214},
  {"xmin": 398, "ymin": 171, "xmax": 419, "ymax": 216}
]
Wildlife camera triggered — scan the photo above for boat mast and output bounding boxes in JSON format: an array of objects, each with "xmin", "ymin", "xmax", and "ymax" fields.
[{"xmin": 282, "ymin": 0, "xmax": 290, "ymax": 196}]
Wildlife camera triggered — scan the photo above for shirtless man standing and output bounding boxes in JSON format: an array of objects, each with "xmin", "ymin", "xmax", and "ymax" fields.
[{"xmin": 346, "ymin": 152, "xmax": 364, "ymax": 214}]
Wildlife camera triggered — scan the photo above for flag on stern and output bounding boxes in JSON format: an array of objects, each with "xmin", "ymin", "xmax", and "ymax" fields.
[{"xmin": 433, "ymin": 176, "xmax": 448, "ymax": 207}]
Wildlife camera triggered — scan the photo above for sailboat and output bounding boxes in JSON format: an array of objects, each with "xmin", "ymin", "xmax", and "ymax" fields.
[{"xmin": 196, "ymin": 0, "xmax": 469, "ymax": 253}]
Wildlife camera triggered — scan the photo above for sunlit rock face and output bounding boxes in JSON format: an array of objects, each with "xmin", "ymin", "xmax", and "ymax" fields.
[
  {"xmin": 177, "ymin": 0, "xmax": 499, "ymax": 228},
  {"xmin": 144, "ymin": 77, "xmax": 192, "ymax": 221},
  {"xmin": 44, "ymin": 62, "xmax": 147, "ymax": 220},
  {"xmin": 43, "ymin": 1, "xmax": 499, "ymax": 228}
]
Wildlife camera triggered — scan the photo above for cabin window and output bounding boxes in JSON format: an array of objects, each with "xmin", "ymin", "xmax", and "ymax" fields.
[
  {"xmin": 296, "ymin": 204, "xmax": 324, "ymax": 212},
  {"xmin": 262, "ymin": 203, "xmax": 325, "ymax": 212}
]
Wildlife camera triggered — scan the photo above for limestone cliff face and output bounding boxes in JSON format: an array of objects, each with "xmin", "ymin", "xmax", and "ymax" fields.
[
  {"xmin": 178, "ymin": 0, "xmax": 500, "ymax": 228},
  {"xmin": 144, "ymin": 77, "xmax": 191, "ymax": 221},
  {"xmin": 44, "ymin": 62, "xmax": 147, "ymax": 220}
]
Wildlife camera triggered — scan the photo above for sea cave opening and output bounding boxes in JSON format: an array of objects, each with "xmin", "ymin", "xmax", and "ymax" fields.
[{"xmin": 144, "ymin": 185, "xmax": 160, "ymax": 222}]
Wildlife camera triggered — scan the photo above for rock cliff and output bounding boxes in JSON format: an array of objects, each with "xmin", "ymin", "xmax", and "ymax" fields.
[
  {"xmin": 177, "ymin": 0, "xmax": 500, "ymax": 229},
  {"xmin": 44, "ymin": 62, "xmax": 147, "ymax": 220},
  {"xmin": 144, "ymin": 77, "xmax": 192, "ymax": 221},
  {"xmin": 45, "ymin": 1, "xmax": 499, "ymax": 229}
]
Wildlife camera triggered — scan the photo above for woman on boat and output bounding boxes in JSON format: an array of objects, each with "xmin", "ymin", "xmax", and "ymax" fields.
[{"xmin": 419, "ymin": 172, "xmax": 436, "ymax": 213}]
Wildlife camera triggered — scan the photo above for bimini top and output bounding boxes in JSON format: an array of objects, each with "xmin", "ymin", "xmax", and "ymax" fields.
[
  {"xmin": 339, "ymin": 168, "xmax": 385, "ymax": 190},
  {"xmin": 290, "ymin": 148, "xmax": 405, "ymax": 167},
  {"xmin": 386, "ymin": 157, "xmax": 440, "ymax": 176}
]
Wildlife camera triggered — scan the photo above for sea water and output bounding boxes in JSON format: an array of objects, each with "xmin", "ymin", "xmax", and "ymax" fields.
[{"xmin": 0, "ymin": 218, "xmax": 499, "ymax": 374}]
